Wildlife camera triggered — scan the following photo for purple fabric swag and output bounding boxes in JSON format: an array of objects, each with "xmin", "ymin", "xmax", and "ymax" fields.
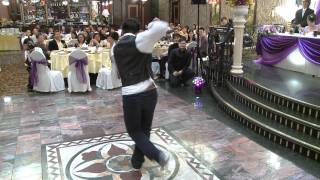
[
  {"xmin": 256, "ymin": 35, "xmax": 320, "ymax": 65},
  {"xmin": 30, "ymin": 59, "xmax": 48, "ymax": 86}
]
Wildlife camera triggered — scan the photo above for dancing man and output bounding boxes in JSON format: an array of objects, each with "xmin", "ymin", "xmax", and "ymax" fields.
[{"xmin": 113, "ymin": 18, "xmax": 170, "ymax": 170}]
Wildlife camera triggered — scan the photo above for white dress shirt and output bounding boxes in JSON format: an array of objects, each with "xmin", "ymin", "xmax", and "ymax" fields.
[{"xmin": 114, "ymin": 20, "xmax": 169, "ymax": 95}]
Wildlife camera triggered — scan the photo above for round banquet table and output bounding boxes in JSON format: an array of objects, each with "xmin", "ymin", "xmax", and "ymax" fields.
[
  {"xmin": 50, "ymin": 49, "xmax": 111, "ymax": 78},
  {"xmin": 152, "ymin": 46, "xmax": 169, "ymax": 59},
  {"xmin": 0, "ymin": 35, "xmax": 20, "ymax": 51}
]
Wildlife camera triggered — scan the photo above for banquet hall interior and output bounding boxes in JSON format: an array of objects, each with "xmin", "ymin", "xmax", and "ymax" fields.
[{"xmin": 1, "ymin": 0, "xmax": 320, "ymax": 179}]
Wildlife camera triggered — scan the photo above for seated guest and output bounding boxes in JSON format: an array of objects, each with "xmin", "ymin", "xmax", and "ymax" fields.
[
  {"xmin": 107, "ymin": 32, "xmax": 119, "ymax": 47},
  {"xmin": 220, "ymin": 17, "xmax": 230, "ymax": 27},
  {"xmin": 48, "ymin": 31, "xmax": 67, "ymax": 51},
  {"xmin": 23, "ymin": 38, "xmax": 35, "ymax": 91},
  {"xmin": 168, "ymin": 39, "xmax": 194, "ymax": 87},
  {"xmin": 21, "ymin": 29, "xmax": 32, "ymax": 44},
  {"xmin": 35, "ymin": 33, "xmax": 50, "ymax": 60},
  {"xmin": 179, "ymin": 26, "xmax": 189, "ymax": 40},
  {"xmin": 107, "ymin": 32, "xmax": 122, "ymax": 89},
  {"xmin": 304, "ymin": 14, "xmax": 319, "ymax": 35},
  {"xmin": 188, "ymin": 31, "xmax": 196, "ymax": 42},
  {"xmin": 61, "ymin": 26, "xmax": 67, "ymax": 38},
  {"xmin": 31, "ymin": 28, "xmax": 39, "ymax": 43},
  {"xmin": 294, "ymin": 0, "xmax": 314, "ymax": 27},
  {"xmin": 83, "ymin": 31, "xmax": 91, "ymax": 44},
  {"xmin": 89, "ymin": 33, "xmax": 102, "ymax": 47},
  {"xmin": 66, "ymin": 31, "xmax": 78, "ymax": 47},
  {"xmin": 70, "ymin": 31, "xmax": 78, "ymax": 40},
  {"xmin": 76, "ymin": 34, "xmax": 88, "ymax": 48},
  {"xmin": 47, "ymin": 27, "xmax": 54, "ymax": 39}
]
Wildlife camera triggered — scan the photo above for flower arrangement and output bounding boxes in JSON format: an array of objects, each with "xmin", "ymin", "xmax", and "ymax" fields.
[
  {"xmin": 226, "ymin": 0, "xmax": 254, "ymax": 6},
  {"xmin": 193, "ymin": 76, "xmax": 205, "ymax": 93},
  {"xmin": 258, "ymin": 25, "xmax": 278, "ymax": 36}
]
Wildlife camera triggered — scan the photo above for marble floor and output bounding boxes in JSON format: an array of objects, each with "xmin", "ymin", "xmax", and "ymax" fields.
[{"xmin": 1, "ymin": 80, "xmax": 320, "ymax": 180}]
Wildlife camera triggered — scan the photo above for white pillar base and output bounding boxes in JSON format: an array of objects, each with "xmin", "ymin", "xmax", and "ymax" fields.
[{"xmin": 230, "ymin": 65, "xmax": 244, "ymax": 74}]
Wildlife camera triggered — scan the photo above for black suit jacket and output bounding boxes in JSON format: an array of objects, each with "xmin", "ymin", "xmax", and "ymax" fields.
[
  {"xmin": 295, "ymin": 8, "xmax": 314, "ymax": 27},
  {"xmin": 48, "ymin": 39, "xmax": 67, "ymax": 51},
  {"xmin": 168, "ymin": 48, "xmax": 191, "ymax": 73}
]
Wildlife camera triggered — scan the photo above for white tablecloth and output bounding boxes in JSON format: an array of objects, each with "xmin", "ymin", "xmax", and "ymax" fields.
[
  {"xmin": 275, "ymin": 48, "xmax": 320, "ymax": 77},
  {"xmin": 51, "ymin": 50, "xmax": 111, "ymax": 78}
]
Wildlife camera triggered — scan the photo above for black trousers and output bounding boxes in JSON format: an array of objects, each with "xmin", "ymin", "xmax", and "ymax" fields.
[
  {"xmin": 122, "ymin": 89, "xmax": 161, "ymax": 168},
  {"xmin": 169, "ymin": 68, "xmax": 195, "ymax": 87}
]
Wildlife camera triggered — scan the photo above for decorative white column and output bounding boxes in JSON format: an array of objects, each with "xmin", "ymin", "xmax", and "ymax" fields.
[{"xmin": 230, "ymin": 5, "xmax": 249, "ymax": 75}]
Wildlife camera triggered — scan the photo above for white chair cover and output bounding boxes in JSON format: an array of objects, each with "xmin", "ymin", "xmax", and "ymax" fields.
[
  {"xmin": 96, "ymin": 49, "xmax": 122, "ymax": 90},
  {"xmin": 29, "ymin": 48, "xmax": 65, "ymax": 92},
  {"xmin": 68, "ymin": 50, "xmax": 92, "ymax": 93}
]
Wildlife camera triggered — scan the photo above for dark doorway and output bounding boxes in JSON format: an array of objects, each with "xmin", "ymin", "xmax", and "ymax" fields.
[{"xmin": 170, "ymin": 0, "xmax": 180, "ymax": 24}]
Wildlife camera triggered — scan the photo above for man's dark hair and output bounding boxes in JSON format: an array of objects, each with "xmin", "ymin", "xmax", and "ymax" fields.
[
  {"xmin": 36, "ymin": 33, "xmax": 44, "ymax": 39},
  {"xmin": 307, "ymin": 14, "xmax": 316, "ymax": 23},
  {"xmin": 121, "ymin": 18, "xmax": 140, "ymax": 34},
  {"xmin": 108, "ymin": 32, "xmax": 119, "ymax": 41},
  {"xmin": 179, "ymin": 36, "xmax": 187, "ymax": 43},
  {"xmin": 23, "ymin": 38, "xmax": 35, "ymax": 50},
  {"xmin": 172, "ymin": 33, "xmax": 181, "ymax": 39},
  {"xmin": 93, "ymin": 33, "xmax": 100, "ymax": 39},
  {"xmin": 199, "ymin": 27, "xmax": 205, "ymax": 31}
]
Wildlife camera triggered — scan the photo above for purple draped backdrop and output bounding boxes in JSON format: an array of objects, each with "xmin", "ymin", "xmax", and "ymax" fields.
[
  {"xmin": 69, "ymin": 56, "xmax": 88, "ymax": 84},
  {"xmin": 256, "ymin": 35, "xmax": 320, "ymax": 65},
  {"xmin": 316, "ymin": 0, "xmax": 320, "ymax": 24}
]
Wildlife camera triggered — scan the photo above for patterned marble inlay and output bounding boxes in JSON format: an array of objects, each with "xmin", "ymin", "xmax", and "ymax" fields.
[{"xmin": 43, "ymin": 128, "xmax": 218, "ymax": 180}]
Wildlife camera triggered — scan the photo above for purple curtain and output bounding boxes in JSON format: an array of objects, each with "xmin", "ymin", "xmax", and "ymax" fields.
[
  {"xmin": 69, "ymin": 56, "xmax": 88, "ymax": 84},
  {"xmin": 30, "ymin": 59, "xmax": 48, "ymax": 86},
  {"xmin": 256, "ymin": 35, "xmax": 320, "ymax": 65},
  {"xmin": 316, "ymin": 0, "xmax": 320, "ymax": 24}
]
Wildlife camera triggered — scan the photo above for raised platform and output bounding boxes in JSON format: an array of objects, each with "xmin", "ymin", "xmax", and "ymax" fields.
[
  {"xmin": 243, "ymin": 61, "xmax": 320, "ymax": 107},
  {"xmin": 209, "ymin": 60, "xmax": 320, "ymax": 161}
]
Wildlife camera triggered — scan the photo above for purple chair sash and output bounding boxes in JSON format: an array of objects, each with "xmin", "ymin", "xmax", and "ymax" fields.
[
  {"xmin": 30, "ymin": 59, "xmax": 48, "ymax": 86},
  {"xmin": 256, "ymin": 35, "xmax": 320, "ymax": 65},
  {"xmin": 69, "ymin": 56, "xmax": 88, "ymax": 84}
]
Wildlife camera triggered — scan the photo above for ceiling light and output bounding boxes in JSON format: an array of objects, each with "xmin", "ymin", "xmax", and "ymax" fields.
[
  {"xmin": 72, "ymin": 0, "xmax": 79, "ymax": 2},
  {"xmin": 2, "ymin": 0, "xmax": 9, "ymax": 6},
  {"xmin": 62, "ymin": 0, "xmax": 68, "ymax": 6}
]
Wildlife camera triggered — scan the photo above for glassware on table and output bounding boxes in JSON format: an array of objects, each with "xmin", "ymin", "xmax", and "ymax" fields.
[{"xmin": 314, "ymin": 31, "xmax": 318, "ymax": 37}]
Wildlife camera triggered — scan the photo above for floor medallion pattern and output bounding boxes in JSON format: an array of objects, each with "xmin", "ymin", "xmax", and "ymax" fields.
[{"xmin": 42, "ymin": 128, "xmax": 219, "ymax": 180}]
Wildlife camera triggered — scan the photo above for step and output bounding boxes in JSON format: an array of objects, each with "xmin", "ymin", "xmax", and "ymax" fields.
[
  {"xmin": 228, "ymin": 75, "xmax": 320, "ymax": 120},
  {"xmin": 226, "ymin": 81, "xmax": 320, "ymax": 139},
  {"xmin": 210, "ymin": 85, "xmax": 320, "ymax": 161}
]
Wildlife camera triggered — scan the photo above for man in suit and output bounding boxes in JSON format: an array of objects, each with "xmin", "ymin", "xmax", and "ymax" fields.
[
  {"xmin": 294, "ymin": 0, "xmax": 314, "ymax": 27},
  {"xmin": 168, "ymin": 38, "xmax": 195, "ymax": 87},
  {"xmin": 48, "ymin": 30, "xmax": 67, "ymax": 51}
]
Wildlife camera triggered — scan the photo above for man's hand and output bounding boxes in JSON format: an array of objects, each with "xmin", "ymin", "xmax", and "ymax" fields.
[
  {"xmin": 178, "ymin": 70, "xmax": 183, "ymax": 75},
  {"xmin": 173, "ymin": 71, "xmax": 180, "ymax": 76}
]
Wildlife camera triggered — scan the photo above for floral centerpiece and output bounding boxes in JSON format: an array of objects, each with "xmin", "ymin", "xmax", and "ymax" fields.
[
  {"xmin": 226, "ymin": 0, "xmax": 254, "ymax": 6},
  {"xmin": 258, "ymin": 25, "xmax": 278, "ymax": 36}
]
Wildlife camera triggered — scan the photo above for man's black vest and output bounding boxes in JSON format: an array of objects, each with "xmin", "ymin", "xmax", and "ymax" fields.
[{"xmin": 113, "ymin": 35, "xmax": 153, "ymax": 87}]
